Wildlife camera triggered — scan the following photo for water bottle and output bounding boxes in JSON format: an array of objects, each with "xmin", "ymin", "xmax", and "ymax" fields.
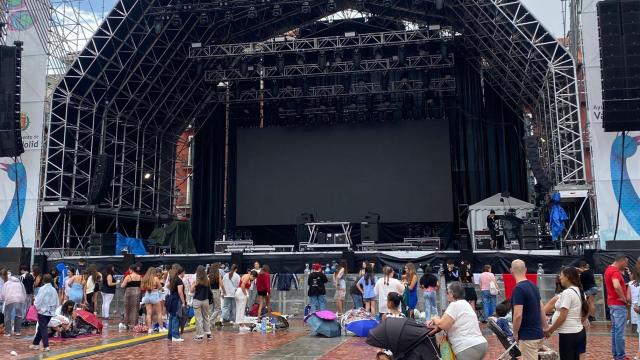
[
  {"xmin": 304, "ymin": 264, "xmax": 310, "ymax": 275},
  {"xmin": 325, "ymin": 264, "xmax": 331, "ymax": 275},
  {"xmin": 537, "ymin": 263, "xmax": 544, "ymax": 276},
  {"xmin": 271, "ymin": 317, "xmax": 276, "ymax": 334},
  {"xmin": 261, "ymin": 317, "xmax": 267, "ymax": 333}
]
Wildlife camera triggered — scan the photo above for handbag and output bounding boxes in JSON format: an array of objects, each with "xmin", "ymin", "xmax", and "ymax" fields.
[
  {"xmin": 439, "ymin": 334, "xmax": 456, "ymax": 360},
  {"xmin": 489, "ymin": 281, "xmax": 499, "ymax": 296},
  {"xmin": 26, "ymin": 305, "xmax": 38, "ymax": 322},
  {"xmin": 186, "ymin": 306, "xmax": 195, "ymax": 319}
]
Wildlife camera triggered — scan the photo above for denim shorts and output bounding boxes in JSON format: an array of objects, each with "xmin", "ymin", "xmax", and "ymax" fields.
[
  {"xmin": 584, "ymin": 286, "xmax": 598, "ymax": 296},
  {"xmin": 142, "ymin": 290, "xmax": 161, "ymax": 305}
]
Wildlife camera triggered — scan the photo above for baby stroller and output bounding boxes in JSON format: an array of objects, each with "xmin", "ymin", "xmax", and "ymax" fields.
[
  {"xmin": 366, "ymin": 317, "xmax": 439, "ymax": 360},
  {"xmin": 487, "ymin": 318, "xmax": 520, "ymax": 360}
]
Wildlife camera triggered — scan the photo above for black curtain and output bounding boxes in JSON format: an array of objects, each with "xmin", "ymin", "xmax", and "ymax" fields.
[
  {"xmin": 448, "ymin": 58, "xmax": 528, "ymax": 210},
  {"xmin": 191, "ymin": 107, "xmax": 227, "ymax": 252}
]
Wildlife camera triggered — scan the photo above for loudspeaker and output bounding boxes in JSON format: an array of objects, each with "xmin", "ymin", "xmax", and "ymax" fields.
[
  {"xmin": 317, "ymin": 232, "xmax": 327, "ymax": 244},
  {"xmin": 0, "ymin": 44, "xmax": 24, "ymax": 158},
  {"xmin": 598, "ymin": 0, "xmax": 640, "ymax": 131},
  {"xmin": 88, "ymin": 154, "xmax": 114, "ymax": 204},
  {"xmin": 33, "ymin": 254, "xmax": 48, "ymax": 273},
  {"xmin": 230, "ymin": 252, "xmax": 243, "ymax": 271},
  {"xmin": 296, "ymin": 213, "xmax": 314, "ymax": 243},
  {"xmin": 361, "ymin": 222, "xmax": 379, "ymax": 243},
  {"xmin": 0, "ymin": 247, "xmax": 31, "ymax": 273},
  {"xmin": 342, "ymin": 250, "xmax": 355, "ymax": 271},
  {"xmin": 458, "ymin": 234, "xmax": 470, "ymax": 250},
  {"xmin": 89, "ymin": 233, "xmax": 117, "ymax": 255},
  {"xmin": 523, "ymin": 136, "xmax": 552, "ymax": 191},
  {"xmin": 606, "ymin": 240, "xmax": 640, "ymax": 250}
]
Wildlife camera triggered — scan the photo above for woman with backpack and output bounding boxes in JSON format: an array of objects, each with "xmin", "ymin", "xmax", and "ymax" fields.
[{"xmin": 544, "ymin": 266, "xmax": 589, "ymax": 360}]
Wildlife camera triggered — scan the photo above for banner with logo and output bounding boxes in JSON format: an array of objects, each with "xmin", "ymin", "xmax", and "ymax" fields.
[
  {"xmin": 582, "ymin": 1, "xmax": 640, "ymax": 246},
  {"xmin": 0, "ymin": 0, "xmax": 48, "ymax": 248}
]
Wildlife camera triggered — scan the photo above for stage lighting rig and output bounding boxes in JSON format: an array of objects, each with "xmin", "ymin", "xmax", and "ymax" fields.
[
  {"xmin": 334, "ymin": 50, "xmax": 343, "ymax": 63},
  {"xmin": 327, "ymin": 0, "xmax": 336, "ymax": 11},
  {"xmin": 355, "ymin": 0, "xmax": 365, "ymax": 10},
  {"xmin": 198, "ymin": 12, "xmax": 209, "ymax": 24},
  {"xmin": 153, "ymin": 17, "xmax": 163, "ymax": 34},
  {"xmin": 318, "ymin": 51, "xmax": 327, "ymax": 70},
  {"xmin": 296, "ymin": 53, "xmax": 305, "ymax": 65},
  {"xmin": 352, "ymin": 49, "xmax": 361, "ymax": 66},
  {"xmin": 383, "ymin": 0, "xmax": 392, "ymax": 7},
  {"xmin": 225, "ymin": 10, "xmax": 233, "ymax": 21},
  {"xmin": 171, "ymin": 14, "xmax": 182, "ymax": 26},
  {"xmin": 276, "ymin": 54, "xmax": 285, "ymax": 73}
]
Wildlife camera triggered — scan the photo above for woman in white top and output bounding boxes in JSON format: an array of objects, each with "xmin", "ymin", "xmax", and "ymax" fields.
[
  {"xmin": 430, "ymin": 282, "xmax": 488, "ymax": 360},
  {"xmin": 221, "ymin": 264, "xmax": 240, "ymax": 322},
  {"xmin": 374, "ymin": 266, "xmax": 404, "ymax": 315},
  {"xmin": 544, "ymin": 267, "xmax": 588, "ymax": 360}
]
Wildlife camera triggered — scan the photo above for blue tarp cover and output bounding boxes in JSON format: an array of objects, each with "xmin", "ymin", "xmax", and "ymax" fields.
[
  {"xmin": 549, "ymin": 192, "xmax": 569, "ymax": 241},
  {"xmin": 115, "ymin": 232, "xmax": 147, "ymax": 255}
]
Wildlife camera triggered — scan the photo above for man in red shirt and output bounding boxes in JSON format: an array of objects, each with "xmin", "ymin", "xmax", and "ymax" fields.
[{"xmin": 604, "ymin": 254, "xmax": 629, "ymax": 360}]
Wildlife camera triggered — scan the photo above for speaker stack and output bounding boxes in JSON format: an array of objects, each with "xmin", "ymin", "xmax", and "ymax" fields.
[
  {"xmin": 296, "ymin": 213, "xmax": 314, "ymax": 244},
  {"xmin": 0, "ymin": 42, "xmax": 24, "ymax": 158},
  {"xmin": 361, "ymin": 213, "xmax": 380, "ymax": 244},
  {"xmin": 88, "ymin": 233, "xmax": 117, "ymax": 256},
  {"xmin": 523, "ymin": 136, "xmax": 552, "ymax": 192},
  {"xmin": 598, "ymin": 0, "xmax": 640, "ymax": 132},
  {"xmin": 87, "ymin": 154, "xmax": 114, "ymax": 204}
]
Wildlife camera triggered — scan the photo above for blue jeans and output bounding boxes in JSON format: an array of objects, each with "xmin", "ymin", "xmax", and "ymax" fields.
[
  {"xmin": 222, "ymin": 297, "xmax": 235, "ymax": 321},
  {"xmin": 423, "ymin": 291, "xmax": 437, "ymax": 320},
  {"xmin": 309, "ymin": 295, "xmax": 326, "ymax": 313},
  {"xmin": 168, "ymin": 313, "xmax": 180, "ymax": 339},
  {"xmin": 610, "ymin": 305, "xmax": 627, "ymax": 360},
  {"xmin": 351, "ymin": 293, "xmax": 363, "ymax": 309},
  {"xmin": 481, "ymin": 290, "xmax": 496, "ymax": 320}
]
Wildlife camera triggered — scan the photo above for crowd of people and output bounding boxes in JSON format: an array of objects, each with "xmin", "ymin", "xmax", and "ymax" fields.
[{"xmin": 0, "ymin": 254, "xmax": 638, "ymax": 359}]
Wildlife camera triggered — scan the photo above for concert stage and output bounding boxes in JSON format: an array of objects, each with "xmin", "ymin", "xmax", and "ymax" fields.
[{"xmin": 46, "ymin": 248, "xmax": 605, "ymax": 276}]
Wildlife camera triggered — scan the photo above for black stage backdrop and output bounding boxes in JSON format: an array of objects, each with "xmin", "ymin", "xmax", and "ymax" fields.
[{"xmin": 191, "ymin": 57, "xmax": 528, "ymax": 251}]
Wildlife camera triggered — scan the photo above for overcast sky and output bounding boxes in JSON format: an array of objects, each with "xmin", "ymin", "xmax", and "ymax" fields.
[{"xmin": 520, "ymin": 0, "xmax": 566, "ymax": 38}]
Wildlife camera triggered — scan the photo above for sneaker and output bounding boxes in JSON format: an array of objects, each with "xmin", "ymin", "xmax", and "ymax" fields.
[
  {"xmin": 158, "ymin": 327, "xmax": 167, "ymax": 332},
  {"xmin": 4, "ymin": 334, "xmax": 10, "ymax": 337},
  {"xmin": 29, "ymin": 345, "xmax": 40, "ymax": 350},
  {"xmin": 14, "ymin": 333, "xmax": 21, "ymax": 336},
  {"xmin": 206, "ymin": 334, "xmax": 212, "ymax": 340},
  {"xmin": 42, "ymin": 347, "xmax": 50, "ymax": 352},
  {"xmin": 171, "ymin": 337, "xmax": 184, "ymax": 342},
  {"xmin": 239, "ymin": 325, "xmax": 250, "ymax": 333},
  {"xmin": 118, "ymin": 323, "xmax": 126, "ymax": 330},
  {"xmin": 148, "ymin": 329, "xmax": 154, "ymax": 334}
]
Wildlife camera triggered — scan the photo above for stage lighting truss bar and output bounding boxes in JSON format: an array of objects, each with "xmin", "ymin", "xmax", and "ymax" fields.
[
  {"xmin": 189, "ymin": 27, "xmax": 455, "ymax": 58},
  {"xmin": 148, "ymin": 0, "xmax": 309, "ymax": 14},
  {"xmin": 204, "ymin": 54, "xmax": 453, "ymax": 82},
  {"xmin": 217, "ymin": 78, "xmax": 454, "ymax": 103}
]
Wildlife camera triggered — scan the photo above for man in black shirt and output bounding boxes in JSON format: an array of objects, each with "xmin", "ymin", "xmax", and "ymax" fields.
[
  {"xmin": 20, "ymin": 265, "xmax": 34, "ymax": 320},
  {"xmin": 578, "ymin": 260, "xmax": 597, "ymax": 321},
  {"xmin": 307, "ymin": 263, "xmax": 328, "ymax": 313},
  {"xmin": 487, "ymin": 210, "xmax": 497, "ymax": 250}
]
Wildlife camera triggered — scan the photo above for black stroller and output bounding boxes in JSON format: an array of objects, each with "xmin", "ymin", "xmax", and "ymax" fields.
[
  {"xmin": 366, "ymin": 317, "xmax": 439, "ymax": 360},
  {"xmin": 486, "ymin": 318, "xmax": 521, "ymax": 360}
]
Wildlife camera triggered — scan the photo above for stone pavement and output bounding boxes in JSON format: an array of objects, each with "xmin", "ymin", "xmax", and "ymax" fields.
[{"xmin": 1, "ymin": 320, "xmax": 638, "ymax": 359}]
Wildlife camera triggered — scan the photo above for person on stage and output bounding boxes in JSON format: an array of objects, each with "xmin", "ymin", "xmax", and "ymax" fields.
[{"xmin": 487, "ymin": 210, "xmax": 498, "ymax": 250}]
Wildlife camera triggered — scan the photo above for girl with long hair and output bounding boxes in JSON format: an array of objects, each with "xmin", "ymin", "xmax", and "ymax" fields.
[
  {"xmin": 374, "ymin": 266, "xmax": 404, "ymax": 317},
  {"xmin": 356, "ymin": 263, "xmax": 377, "ymax": 313},
  {"xmin": 141, "ymin": 267, "xmax": 163, "ymax": 333},
  {"xmin": 404, "ymin": 263, "xmax": 418, "ymax": 318},
  {"xmin": 235, "ymin": 270, "xmax": 258, "ymax": 329},
  {"xmin": 84, "ymin": 264, "xmax": 101, "ymax": 314},
  {"xmin": 334, "ymin": 260, "xmax": 347, "ymax": 315},
  {"xmin": 67, "ymin": 267, "xmax": 85, "ymax": 307},
  {"xmin": 255, "ymin": 264, "xmax": 271, "ymax": 319},
  {"xmin": 120, "ymin": 264, "xmax": 142, "ymax": 330},
  {"xmin": 545, "ymin": 267, "xmax": 589, "ymax": 360},
  {"xmin": 167, "ymin": 265, "xmax": 186, "ymax": 341},
  {"xmin": 101, "ymin": 264, "xmax": 117, "ymax": 319},
  {"xmin": 208, "ymin": 263, "xmax": 222, "ymax": 326},
  {"xmin": 222, "ymin": 264, "xmax": 240, "ymax": 322},
  {"xmin": 191, "ymin": 265, "xmax": 212, "ymax": 340}
]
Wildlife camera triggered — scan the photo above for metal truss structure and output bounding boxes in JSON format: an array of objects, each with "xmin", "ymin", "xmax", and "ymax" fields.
[
  {"xmin": 37, "ymin": 0, "xmax": 586, "ymax": 253},
  {"xmin": 189, "ymin": 26, "xmax": 454, "ymax": 58}
]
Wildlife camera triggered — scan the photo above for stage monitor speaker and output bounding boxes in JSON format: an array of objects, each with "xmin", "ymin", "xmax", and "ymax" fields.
[
  {"xmin": 0, "ymin": 247, "xmax": 31, "ymax": 274},
  {"xmin": 458, "ymin": 234, "xmax": 470, "ymax": 250},
  {"xmin": 361, "ymin": 222, "xmax": 379, "ymax": 243},
  {"xmin": 475, "ymin": 235, "xmax": 491, "ymax": 250},
  {"xmin": 598, "ymin": 0, "xmax": 640, "ymax": 132},
  {"xmin": 88, "ymin": 154, "xmax": 114, "ymax": 204},
  {"xmin": 335, "ymin": 234, "xmax": 347, "ymax": 244},
  {"xmin": 317, "ymin": 232, "xmax": 327, "ymax": 244},
  {"xmin": 0, "ymin": 44, "xmax": 24, "ymax": 158}
]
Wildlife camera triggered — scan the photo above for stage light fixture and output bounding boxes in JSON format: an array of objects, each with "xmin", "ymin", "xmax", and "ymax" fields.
[
  {"xmin": 436, "ymin": 0, "xmax": 444, "ymax": 10},
  {"xmin": 225, "ymin": 10, "xmax": 233, "ymax": 22},
  {"xmin": 397, "ymin": 45, "xmax": 406, "ymax": 64},
  {"xmin": 171, "ymin": 14, "xmax": 181, "ymax": 27},
  {"xmin": 327, "ymin": 0, "xmax": 336, "ymax": 11},
  {"xmin": 248, "ymin": 6, "xmax": 257, "ymax": 18},
  {"xmin": 199, "ymin": 12, "xmax": 209, "ymax": 25},
  {"xmin": 352, "ymin": 49, "xmax": 361, "ymax": 67},
  {"xmin": 318, "ymin": 51, "xmax": 327, "ymax": 70},
  {"xmin": 240, "ymin": 57, "xmax": 248, "ymax": 76},
  {"xmin": 272, "ymin": 4, "xmax": 282, "ymax": 16},
  {"xmin": 276, "ymin": 54, "xmax": 285, "ymax": 73},
  {"xmin": 153, "ymin": 17, "xmax": 162, "ymax": 34},
  {"xmin": 383, "ymin": 0, "xmax": 392, "ymax": 7},
  {"xmin": 144, "ymin": 173, "xmax": 152, "ymax": 180},
  {"xmin": 373, "ymin": 46, "xmax": 383, "ymax": 60},
  {"xmin": 301, "ymin": 1, "xmax": 311, "ymax": 13},
  {"xmin": 355, "ymin": 0, "xmax": 365, "ymax": 10},
  {"xmin": 334, "ymin": 50, "xmax": 343, "ymax": 63},
  {"xmin": 440, "ymin": 42, "xmax": 448, "ymax": 58},
  {"xmin": 296, "ymin": 53, "xmax": 305, "ymax": 65}
]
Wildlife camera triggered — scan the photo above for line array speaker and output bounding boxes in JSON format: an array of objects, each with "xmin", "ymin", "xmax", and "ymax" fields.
[
  {"xmin": 598, "ymin": 0, "xmax": 640, "ymax": 131},
  {"xmin": 523, "ymin": 136, "xmax": 552, "ymax": 191},
  {"xmin": 88, "ymin": 154, "xmax": 114, "ymax": 204},
  {"xmin": 0, "ymin": 43, "xmax": 24, "ymax": 158}
]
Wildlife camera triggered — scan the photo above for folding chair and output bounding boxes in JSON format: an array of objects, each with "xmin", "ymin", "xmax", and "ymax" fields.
[{"xmin": 487, "ymin": 318, "xmax": 521, "ymax": 360}]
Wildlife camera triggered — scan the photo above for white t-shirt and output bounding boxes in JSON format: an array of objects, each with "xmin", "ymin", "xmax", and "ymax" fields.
[
  {"xmin": 222, "ymin": 272, "xmax": 240, "ymax": 298},
  {"xmin": 374, "ymin": 277, "xmax": 404, "ymax": 314},
  {"xmin": 444, "ymin": 300, "xmax": 487, "ymax": 354},
  {"xmin": 552, "ymin": 286, "xmax": 584, "ymax": 334}
]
